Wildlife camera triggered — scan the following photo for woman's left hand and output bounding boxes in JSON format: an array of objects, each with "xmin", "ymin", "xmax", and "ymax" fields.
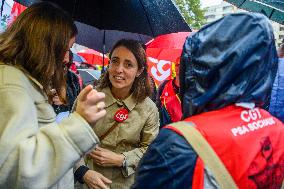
[{"xmin": 89, "ymin": 147, "xmax": 125, "ymax": 167}]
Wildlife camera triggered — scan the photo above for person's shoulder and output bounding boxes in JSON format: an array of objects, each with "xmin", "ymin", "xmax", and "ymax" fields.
[
  {"xmin": 0, "ymin": 64, "xmax": 25, "ymax": 77},
  {"xmin": 153, "ymin": 127, "xmax": 194, "ymax": 153},
  {"xmin": 141, "ymin": 97, "xmax": 158, "ymax": 110},
  {"xmin": 0, "ymin": 64, "xmax": 30, "ymax": 88}
]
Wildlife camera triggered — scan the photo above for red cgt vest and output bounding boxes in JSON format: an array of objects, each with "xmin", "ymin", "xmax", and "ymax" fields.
[
  {"xmin": 160, "ymin": 79, "xmax": 182, "ymax": 122},
  {"xmin": 167, "ymin": 105, "xmax": 284, "ymax": 189}
]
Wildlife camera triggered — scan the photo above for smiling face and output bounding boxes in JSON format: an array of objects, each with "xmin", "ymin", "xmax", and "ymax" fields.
[{"xmin": 108, "ymin": 46, "xmax": 143, "ymax": 98}]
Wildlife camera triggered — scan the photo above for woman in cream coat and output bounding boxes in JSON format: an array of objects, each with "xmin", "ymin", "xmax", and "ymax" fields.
[{"xmin": 0, "ymin": 2, "xmax": 107, "ymax": 189}]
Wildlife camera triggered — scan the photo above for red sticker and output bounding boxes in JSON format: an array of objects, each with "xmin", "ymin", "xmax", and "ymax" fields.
[{"xmin": 114, "ymin": 108, "xmax": 129, "ymax": 122}]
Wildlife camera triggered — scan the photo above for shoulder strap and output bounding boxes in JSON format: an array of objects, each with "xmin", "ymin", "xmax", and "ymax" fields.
[
  {"xmin": 99, "ymin": 122, "xmax": 120, "ymax": 141},
  {"xmin": 170, "ymin": 121, "xmax": 238, "ymax": 189}
]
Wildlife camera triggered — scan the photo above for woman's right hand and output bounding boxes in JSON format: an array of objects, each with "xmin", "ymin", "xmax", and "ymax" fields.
[
  {"xmin": 83, "ymin": 170, "xmax": 112, "ymax": 189},
  {"xmin": 75, "ymin": 85, "xmax": 106, "ymax": 127}
]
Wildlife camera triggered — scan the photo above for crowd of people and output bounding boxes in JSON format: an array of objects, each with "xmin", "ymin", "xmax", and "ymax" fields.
[{"xmin": 0, "ymin": 2, "xmax": 284, "ymax": 189}]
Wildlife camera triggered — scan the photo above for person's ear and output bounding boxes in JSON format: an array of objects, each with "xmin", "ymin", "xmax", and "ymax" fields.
[{"xmin": 136, "ymin": 67, "xmax": 144, "ymax": 77}]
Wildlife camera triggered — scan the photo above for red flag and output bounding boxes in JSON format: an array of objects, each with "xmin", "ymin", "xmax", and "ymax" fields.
[
  {"xmin": 146, "ymin": 32, "xmax": 191, "ymax": 86},
  {"xmin": 9, "ymin": 2, "xmax": 27, "ymax": 26}
]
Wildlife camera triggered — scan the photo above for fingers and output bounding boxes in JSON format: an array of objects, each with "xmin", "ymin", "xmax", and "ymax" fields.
[
  {"xmin": 95, "ymin": 147, "xmax": 104, "ymax": 151},
  {"xmin": 89, "ymin": 152, "xmax": 102, "ymax": 161},
  {"xmin": 88, "ymin": 89, "xmax": 105, "ymax": 105},
  {"xmin": 75, "ymin": 86, "xmax": 106, "ymax": 125},
  {"xmin": 89, "ymin": 152, "xmax": 105, "ymax": 166},
  {"xmin": 96, "ymin": 101, "xmax": 105, "ymax": 111},
  {"xmin": 101, "ymin": 175, "xmax": 112, "ymax": 184},
  {"xmin": 93, "ymin": 109, "xmax": 107, "ymax": 123},
  {"xmin": 85, "ymin": 171, "xmax": 111, "ymax": 189},
  {"xmin": 96, "ymin": 179, "xmax": 108, "ymax": 189},
  {"xmin": 78, "ymin": 85, "xmax": 93, "ymax": 101},
  {"xmin": 97, "ymin": 173, "xmax": 112, "ymax": 189}
]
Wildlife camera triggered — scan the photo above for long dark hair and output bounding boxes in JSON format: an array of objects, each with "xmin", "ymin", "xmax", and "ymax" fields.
[
  {"xmin": 98, "ymin": 39, "xmax": 152, "ymax": 103},
  {"xmin": 0, "ymin": 2, "xmax": 77, "ymax": 102}
]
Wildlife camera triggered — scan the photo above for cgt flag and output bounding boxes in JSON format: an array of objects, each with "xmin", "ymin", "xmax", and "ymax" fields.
[{"xmin": 146, "ymin": 32, "xmax": 191, "ymax": 86}]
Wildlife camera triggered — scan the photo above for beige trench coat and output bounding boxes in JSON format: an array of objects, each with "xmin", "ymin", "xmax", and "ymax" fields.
[{"xmin": 79, "ymin": 87, "xmax": 159, "ymax": 189}]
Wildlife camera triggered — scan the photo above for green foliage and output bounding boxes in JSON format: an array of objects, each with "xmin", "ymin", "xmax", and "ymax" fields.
[
  {"xmin": 174, "ymin": 0, "xmax": 206, "ymax": 30},
  {"xmin": 0, "ymin": 15, "xmax": 9, "ymax": 31}
]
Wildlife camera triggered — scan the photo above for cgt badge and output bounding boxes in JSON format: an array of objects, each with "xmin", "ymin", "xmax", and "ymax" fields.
[{"xmin": 114, "ymin": 108, "xmax": 129, "ymax": 122}]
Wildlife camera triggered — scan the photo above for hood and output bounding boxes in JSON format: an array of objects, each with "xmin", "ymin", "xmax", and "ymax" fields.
[{"xmin": 180, "ymin": 12, "xmax": 278, "ymax": 118}]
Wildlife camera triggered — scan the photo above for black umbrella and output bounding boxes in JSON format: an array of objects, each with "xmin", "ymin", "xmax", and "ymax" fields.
[
  {"xmin": 75, "ymin": 21, "xmax": 152, "ymax": 53},
  {"xmin": 13, "ymin": 0, "xmax": 191, "ymax": 70},
  {"xmin": 14, "ymin": 0, "xmax": 191, "ymax": 37}
]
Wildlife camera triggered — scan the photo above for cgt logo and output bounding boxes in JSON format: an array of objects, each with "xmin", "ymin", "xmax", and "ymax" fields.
[
  {"xmin": 114, "ymin": 108, "xmax": 129, "ymax": 123},
  {"xmin": 231, "ymin": 108, "xmax": 274, "ymax": 137},
  {"xmin": 147, "ymin": 57, "xmax": 171, "ymax": 82},
  {"xmin": 240, "ymin": 108, "xmax": 262, "ymax": 122}
]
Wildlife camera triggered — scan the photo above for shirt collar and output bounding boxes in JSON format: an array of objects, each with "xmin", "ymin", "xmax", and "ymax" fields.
[{"xmin": 102, "ymin": 87, "xmax": 137, "ymax": 111}]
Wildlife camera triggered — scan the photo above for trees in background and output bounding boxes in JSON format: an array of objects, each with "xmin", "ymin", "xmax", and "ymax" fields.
[{"xmin": 174, "ymin": 0, "xmax": 206, "ymax": 29}]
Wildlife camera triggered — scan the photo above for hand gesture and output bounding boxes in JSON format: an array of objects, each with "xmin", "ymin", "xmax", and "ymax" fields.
[
  {"xmin": 83, "ymin": 170, "xmax": 112, "ymax": 189},
  {"xmin": 50, "ymin": 89, "xmax": 63, "ymax": 105},
  {"xmin": 75, "ymin": 85, "xmax": 106, "ymax": 126},
  {"xmin": 52, "ymin": 95, "xmax": 64, "ymax": 105},
  {"xmin": 89, "ymin": 147, "xmax": 124, "ymax": 167}
]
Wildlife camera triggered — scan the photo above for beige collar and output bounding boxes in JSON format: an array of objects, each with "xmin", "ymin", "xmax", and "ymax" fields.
[{"xmin": 102, "ymin": 87, "xmax": 137, "ymax": 111}]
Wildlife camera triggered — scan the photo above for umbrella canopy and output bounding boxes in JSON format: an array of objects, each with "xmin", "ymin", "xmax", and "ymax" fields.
[
  {"xmin": 77, "ymin": 69, "xmax": 101, "ymax": 86},
  {"xmin": 1, "ymin": 1, "xmax": 152, "ymax": 51},
  {"xmin": 146, "ymin": 32, "xmax": 191, "ymax": 85},
  {"xmin": 72, "ymin": 52, "xmax": 86, "ymax": 63},
  {"xmin": 224, "ymin": 0, "xmax": 284, "ymax": 24},
  {"xmin": 75, "ymin": 22, "xmax": 152, "ymax": 52},
  {"xmin": 14, "ymin": 0, "xmax": 191, "ymax": 37},
  {"xmin": 77, "ymin": 49, "xmax": 109, "ymax": 66}
]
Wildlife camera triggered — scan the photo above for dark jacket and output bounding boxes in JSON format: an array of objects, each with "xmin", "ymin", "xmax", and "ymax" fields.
[
  {"xmin": 132, "ymin": 13, "xmax": 278, "ymax": 189},
  {"xmin": 52, "ymin": 70, "xmax": 81, "ymax": 114}
]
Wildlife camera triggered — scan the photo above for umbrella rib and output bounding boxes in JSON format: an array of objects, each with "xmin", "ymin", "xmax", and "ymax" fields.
[
  {"xmin": 0, "ymin": 0, "xmax": 5, "ymax": 16},
  {"xmin": 71, "ymin": 0, "xmax": 79, "ymax": 17},
  {"xmin": 251, "ymin": 0, "xmax": 284, "ymax": 13},
  {"xmin": 268, "ymin": 8, "xmax": 275, "ymax": 18},
  {"xmin": 240, "ymin": 0, "xmax": 247, "ymax": 7},
  {"xmin": 138, "ymin": 0, "xmax": 155, "ymax": 36}
]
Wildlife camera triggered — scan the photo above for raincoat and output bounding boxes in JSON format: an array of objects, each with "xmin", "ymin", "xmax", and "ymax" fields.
[{"xmin": 131, "ymin": 13, "xmax": 284, "ymax": 189}]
